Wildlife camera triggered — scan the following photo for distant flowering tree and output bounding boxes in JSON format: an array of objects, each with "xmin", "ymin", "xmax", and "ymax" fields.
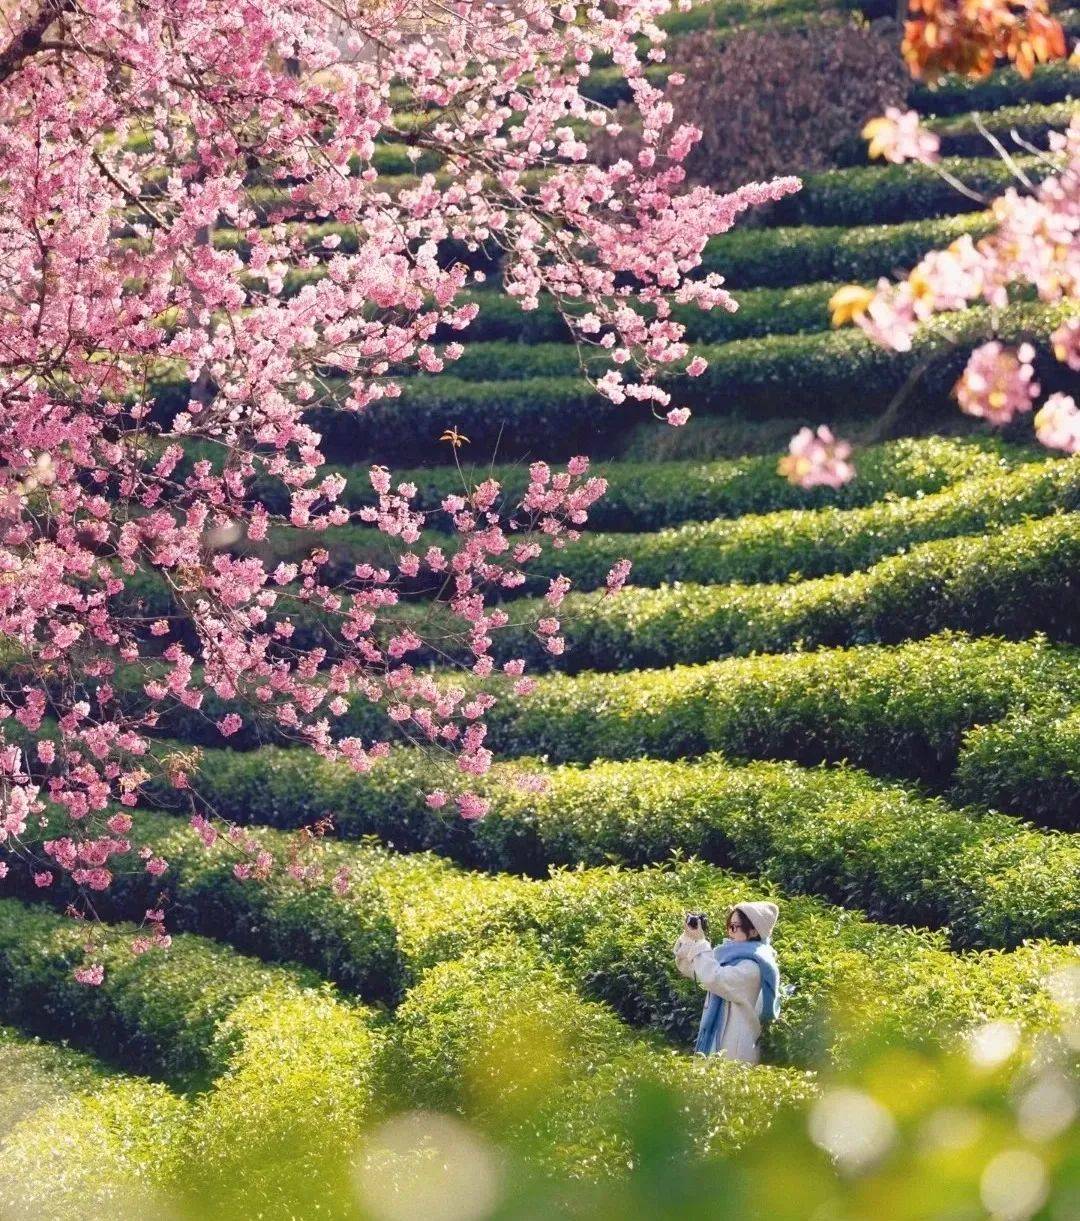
[
  {"xmin": 780, "ymin": 4, "xmax": 1076, "ymax": 489},
  {"xmin": 902, "ymin": 0, "xmax": 1066, "ymax": 81},
  {"xmin": 0, "ymin": 0, "xmax": 799, "ymax": 970}
]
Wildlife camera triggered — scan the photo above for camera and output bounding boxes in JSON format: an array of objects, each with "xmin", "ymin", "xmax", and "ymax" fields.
[{"xmin": 685, "ymin": 912, "xmax": 709, "ymax": 935}]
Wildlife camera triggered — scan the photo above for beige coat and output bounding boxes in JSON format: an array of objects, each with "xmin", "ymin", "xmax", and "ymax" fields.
[{"xmin": 673, "ymin": 935, "xmax": 763, "ymax": 1064}]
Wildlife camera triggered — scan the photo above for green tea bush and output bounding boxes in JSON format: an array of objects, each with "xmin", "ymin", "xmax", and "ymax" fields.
[
  {"xmin": 0, "ymin": 1025, "xmax": 124, "ymax": 1131},
  {"xmin": 296, "ymin": 302, "xmax": 1067, "ymax": 462},
  {"xmin": 182, "ymin": 986, "xmax": 382, "ymax": 1211},
  {"xmin": 699, "ymin": 212, "xmax": 996, "ymax": 288},
  {"xmin": 145, "ymin": 744, "xmax": 1080, "ymax": 948},
  {"xmin": 466, "ymin": 634, "xmax": 1080, "ymax": 786},
  {"xmin": 438, "ymin": 279, "xmax": 844, "ymax": 345},
  {"xmin": 516, "ymin": 455, "xmax": 1080, "ymax": 590},
  {"xmin": 409, "ymin": 512, "xmax": 1080, "ymax": 673},
  {"xmin": 769, "ymin": 156, "xmax": 1051, "ymax": 227},
  {"xmin": 579, "ymin": 62, "xmax": 673, "ymax": 106},
  {"xmin": 100, "ymin": 511, "xmax": 1080, "ymax": 728},
  {"xmin": 474, "ymin": 759, "xmax": 1079, "ymax": 950},
  {"xmin": 952, "ymin": 707, "xmax": 1080, "ymax": 831},
  {"xmin": 279, "ymin": 455, "xmax": 1073, "ymax": 592},
  {"xmin": 0, "ymin": 1073, "xmax": 187, "ymax": 1219},
  {"xmin": 307, "ymin": 373, "xmax": 610, "ymax": 464},
  {"xmin": 380, "ymin": 300, "xmax": 1062, "ymax": 392},
  {"xmin": 11, "ymin": 808, "xmax": 434, "ymax": 1004},
  {"xmin": 655, "ymin": 0, "xmax": 855, "ymax": 36},
  {"xmin": 223, "ymin": 210, "xmax": 998, "ymax": 294},
  {"xmin": 235, "ymin": 277, "xmax": 844, "ymax": 343},
  {"xmin": 835, "ymin": 100, "xmax": 1076, "ymax": 163},
  {"xmin": 235, "ymin": 435, "xmax": 1032, "ymax": 531},
  {"xmin": 0, "ymin": 899, "xmax": 345, "ymax": 1088},
  {"xmin": 0, "ymin": 908, "xmax": 381, "ymax": 1218},
  {"xmin": 116, "ymin": 633, "xmax": 1080, "ymax": 781},
  {"xmin": 910, "ymin": 59, "xmax": 1080, "ymax": 116}
]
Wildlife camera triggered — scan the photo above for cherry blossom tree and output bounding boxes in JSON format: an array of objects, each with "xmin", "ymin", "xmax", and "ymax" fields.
[{"xmin": 0, "ymin": 0, "xmax": 798, "ymax": 964}]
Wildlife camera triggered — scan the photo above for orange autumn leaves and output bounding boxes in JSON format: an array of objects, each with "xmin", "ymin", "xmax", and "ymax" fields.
[{"xmin": 903, "ymin": 0, "xmax": 1067, "ymax": 82}]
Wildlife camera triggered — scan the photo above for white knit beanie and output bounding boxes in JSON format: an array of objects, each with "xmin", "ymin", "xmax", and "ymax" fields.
[{"xmin": 735, "ymin": 901, "xmax": 779, "ymax": 941}]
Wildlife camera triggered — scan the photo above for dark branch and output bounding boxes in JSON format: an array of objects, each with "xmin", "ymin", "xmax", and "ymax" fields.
[{"xmin": 0, "ymin": 0, "xmax": 75, "ymax": 86}]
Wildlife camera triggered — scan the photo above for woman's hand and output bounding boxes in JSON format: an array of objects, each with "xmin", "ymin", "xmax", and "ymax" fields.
[{"xmin": 674, "ymin": 915, "xmax": 707, "ymax": 958}]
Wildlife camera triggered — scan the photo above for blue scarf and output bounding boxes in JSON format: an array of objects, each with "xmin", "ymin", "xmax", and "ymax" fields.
[{"xmin": 694, "ymin": 938, "xmax": 780, "ymax": 1056}]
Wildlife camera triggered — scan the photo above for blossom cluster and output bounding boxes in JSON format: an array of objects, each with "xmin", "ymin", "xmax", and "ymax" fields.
[
  {"xmin": 828, "ymin": 113, "xmax": 1079, "ymax": 454},
  {"xmin": 777, "ymin": 427, "xmax": 855, "ymax": 490},
  {"xmin": 863, "ymin": 108, "xmax": 940, "ymax": 167}
]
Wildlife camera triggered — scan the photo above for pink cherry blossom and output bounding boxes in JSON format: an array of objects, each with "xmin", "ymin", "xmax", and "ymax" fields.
[
  {"xmin": 955, "ymin": 342, "xmax": 1040, "ymax": 425},
  {"xmin": 863, "ymin": 108, "xmax": 941, "ymax": 166},
  {"xmin": 1052, "ymin": 318, "xmax": 1080, "ymax": 371},
  {"xmin": 1034, "ymin": 393, "xmax": 1080, "ymax": 453},
  {"xmin": 74, "ymin": 963, "xmax": 105, "ymax": 986},
  {"xmin": 605, "ymin": 559, "xmax": 633, "ymax": 595},
  {"xmin": 778, "ymin": 427, "xmax": 855, "ymax": 489},
  {"xmin": 456, "ymin": 793, "xmax": 490, "ymax": 821}
]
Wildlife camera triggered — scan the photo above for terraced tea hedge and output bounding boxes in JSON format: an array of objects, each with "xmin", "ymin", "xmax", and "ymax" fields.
[
  {"xmin": 102, "ymin": 505, "xmax": 1080, "ymax": 690},
  {"xmin": 7, "ymin": 823, "xmax": 1073, "ymax": 1071},
  {"xmin": 474, "ymin": 279, "xmax": 843, "ymax": 345},
  {"xmin": 219, "ymin": 210, "xmax": 1000, "ymax": 299},
  {"xmin": 0, "ymin": 882, "xmax": 817, "ymax": 1174},
  {"xmin": 297, "ymin": 301, "xmax": 1067, "ymax": 462},
  {"xmin": 0, "ymin": 1026, "xmax": 130, "ymax": 1129},
  {"xmin": 952, "ymin": 708, "xmax": 1080, "ymax": 832},
  {"xmin": 836, "ymin": 101, "xmax": 1077, "ymax": 163},
  {"xmin": 0, "ymin": 903, "xmax": 380, "ymax": 1215},
  {"xmin": 343, "ymin": 511, "xmax": 1080, "ymax": 673},
  {"xmin": 0, "ymin": 900, "xmax": 349, "ymax": 1089},
  {"xmin": 768, "ymin": 156, "xmax": 1052, "ymax": 227},
  {"xmin": 506, "ymin": 456, "xmax": 1080, "ymax": 590},
  {"xmin": 0, "ymin": 1050, "xmax": 184, "ymax": 1218},
  {"xmin": 222, "ymin": 433, "xmax": 1031, "ymax": 531},
  {"xmin": 130, "ymin": 744, "xmax": 1080, "ymax": 947},
  {"xmin": 407, "ymin": 634, "xmax": 1080, "ymax": 786},
  {"xmin": 922, "ymin": 100, "xmax": 1076, "ymax": 158},
  {"xmin": 95, "ymin": 631, "xmax": 1080, "ymax": 787},
  {"xmin": 507, "ymin": 512, "xmax": 1080, "ymax": 667},
  {"xmin": 910, "ymin": 60, "xmax": 1080, "ymax": 115},
  {"xmin": 263, "ymin": 454, "xmax": 1076, "ymax": 591},
  {"xmin": 700, "ymin": 212, "xmax": 996, "ymax": 288}
]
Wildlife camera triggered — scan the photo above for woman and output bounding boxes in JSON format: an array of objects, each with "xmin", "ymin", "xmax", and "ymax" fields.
[{"xmin": 672, "ymin": 901, "xmax": 781, "ymax": 1064}]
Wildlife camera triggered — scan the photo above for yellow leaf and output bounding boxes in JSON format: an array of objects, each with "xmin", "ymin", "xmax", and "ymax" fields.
[
  {"xmin": 828, "ymin": 285, "xmax": 875, "ymax": 328},
  {"xmin": 861, "ymin": 116, "xmax": 893, "ymax": 161}
]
